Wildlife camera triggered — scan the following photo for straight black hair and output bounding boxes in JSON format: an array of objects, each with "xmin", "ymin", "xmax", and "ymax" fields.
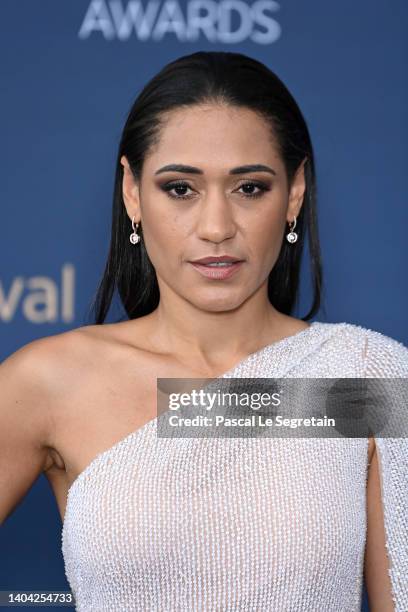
[{"xmin": 88, "ymin": 51, "xmax": 323, "ymax": 324}]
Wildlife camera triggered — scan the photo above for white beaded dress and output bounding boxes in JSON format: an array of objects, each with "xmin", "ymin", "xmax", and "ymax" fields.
[{"xmin": 61, "ymin": 321, "xmax": 408, "ymax": 611}]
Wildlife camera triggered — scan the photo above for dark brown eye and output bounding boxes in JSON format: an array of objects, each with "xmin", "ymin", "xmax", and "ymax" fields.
[
  {"xmin": 237, "ymin": 182, "xmax": 270, "ymax": 198},
  {"xmin": 160, "ymin": 181, "xmax": 194, "ymax": 200}
]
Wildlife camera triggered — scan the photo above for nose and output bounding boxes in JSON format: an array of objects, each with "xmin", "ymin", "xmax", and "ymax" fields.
[{"xmin": 195, "ymin": 190, "xmax": 237, "ymax": 243}]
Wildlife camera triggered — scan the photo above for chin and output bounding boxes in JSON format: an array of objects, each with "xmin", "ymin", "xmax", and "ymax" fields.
[{"xmin": 190, "ymin": 293, "xmax": 245, "ymax": 313}]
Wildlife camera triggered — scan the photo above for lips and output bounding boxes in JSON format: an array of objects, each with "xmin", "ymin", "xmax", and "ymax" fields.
[
  {"xmin": 189, "ymin": 260, "xmax": 244, "ymax": 280},
  {"xmin": 190, "ymin": 255, "xmax": 243, "ymax": 265}
]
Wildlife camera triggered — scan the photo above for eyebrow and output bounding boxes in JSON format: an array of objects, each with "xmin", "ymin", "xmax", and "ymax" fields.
[{"xmin": 154, "ymin": 163, "xmax": 276, "ymax": 176}]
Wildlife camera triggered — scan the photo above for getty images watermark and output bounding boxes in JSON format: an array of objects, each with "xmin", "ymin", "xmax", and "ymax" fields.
[{"xmin": 155, "ymin": 377, "xmax": 408, "ymax": 438}]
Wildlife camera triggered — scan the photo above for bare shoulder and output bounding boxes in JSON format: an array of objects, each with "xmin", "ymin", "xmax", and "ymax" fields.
[
  {"xmin": 0, "ymin": 319, "xmax": 159, "ymax": 525},
  {"xmin": 1, "ymin": 324, "xmax": 109, "ymax": 393},
  {"xmin": 0, "ymin": 326, "xmax": 88, "ymax": 408},
  {"xmin": 0, "ymin": 326, "xmax": 105, "ymax": 525},
  {"xmin": 5, "ymin": 318, "xmax": 148, "ymax": 367},
  {"xmin": 0, "ymin": 322, "xmax": 137, "ymax": 437},
  {"xmin": 0, "ymin": 328, "xmax": 86, "ymax": 449}
]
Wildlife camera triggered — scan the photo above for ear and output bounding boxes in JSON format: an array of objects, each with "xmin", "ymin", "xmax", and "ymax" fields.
[
  {"xmin": 287, "ymin": 157, "xmax": 307, "ymax": 223},
  {"xmin": 120, "ymin": 155, "xmax": 141, "ymax": 224}
]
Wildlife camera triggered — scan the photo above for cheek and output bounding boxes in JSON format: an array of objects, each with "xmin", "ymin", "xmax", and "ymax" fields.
[
  {"xmin": 250, "ymin": 211, "xmax": 286, "ymax": 258},
  {"xmin": 141, "ymin": 205, "xmax": 186, "ymax": 265}
]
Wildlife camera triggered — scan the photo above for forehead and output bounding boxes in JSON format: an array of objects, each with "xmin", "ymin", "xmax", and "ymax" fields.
[{"xmin": 145, "ymin": 104, "xmax": 282, "ymax": 172}]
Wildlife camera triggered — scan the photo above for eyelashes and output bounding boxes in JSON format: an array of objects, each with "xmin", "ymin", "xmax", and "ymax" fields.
[{"xmin": 160, "ymin": 180, "xmax": 271, "ymax": 201}]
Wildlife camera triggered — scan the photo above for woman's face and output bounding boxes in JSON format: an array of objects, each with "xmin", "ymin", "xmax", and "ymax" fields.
[{"xmin": 121, "ymin": 104, "xmax": 306, "ymax": 312}]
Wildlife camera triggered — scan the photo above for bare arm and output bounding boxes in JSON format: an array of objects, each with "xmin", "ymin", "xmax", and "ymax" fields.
[
  {"xmin": 0, "ymin": 339, "xmax": 56, "ymax": 525},
  {"xmin": 364, "ymin": 437, "xmax": 395, "ymax": 612}
]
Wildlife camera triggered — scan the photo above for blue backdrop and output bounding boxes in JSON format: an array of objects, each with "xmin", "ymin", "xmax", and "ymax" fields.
[{"xmin": 1, "ymin": 1, "xmax": 407, "ymax": 610}]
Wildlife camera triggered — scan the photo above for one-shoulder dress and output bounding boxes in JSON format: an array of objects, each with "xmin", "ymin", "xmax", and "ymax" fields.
[{"xmin": 61, "ymin": 321, "xmax": 408, "ymax": 611}]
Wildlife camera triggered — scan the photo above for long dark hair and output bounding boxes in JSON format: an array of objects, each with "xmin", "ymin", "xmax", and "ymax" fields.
[{"xmin": 88, "ymin": 51, "xmax": 323, "ymax": 324}]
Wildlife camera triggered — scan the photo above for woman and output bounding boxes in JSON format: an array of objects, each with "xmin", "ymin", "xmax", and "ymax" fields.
[{"xmin": 1, "ymin": 51, "xmax": 407, "ymax": 611}]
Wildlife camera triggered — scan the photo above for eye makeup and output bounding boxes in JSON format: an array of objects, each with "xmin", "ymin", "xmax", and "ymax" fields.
[{"xmin": 158, "ymin": 179, "xmax": 272, "ymax": 201}]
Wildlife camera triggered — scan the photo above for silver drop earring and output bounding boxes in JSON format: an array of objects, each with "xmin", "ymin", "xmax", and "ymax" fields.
[
  {"xmin": 286, "ymin": 217, "xmax": 298, "ymax": 243},
  {"xmin": 129, "ymin": 216, "xmax": 140, "ymax": 245}
]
